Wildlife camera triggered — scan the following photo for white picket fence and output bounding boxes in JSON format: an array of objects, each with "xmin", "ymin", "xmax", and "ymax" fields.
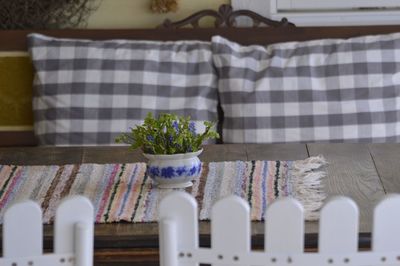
[
  {"xmin": 0, "ymin": 196, "xmax": 94, "ymax": 266},
  {"xmin": 159, "ymin": 192, "xmax": 400, "ymax": 266}
]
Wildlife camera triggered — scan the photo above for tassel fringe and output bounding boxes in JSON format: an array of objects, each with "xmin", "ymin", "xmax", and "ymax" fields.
[{"xmin": 289, "ymin": 155, "xmax": 327, "ymax": 221}]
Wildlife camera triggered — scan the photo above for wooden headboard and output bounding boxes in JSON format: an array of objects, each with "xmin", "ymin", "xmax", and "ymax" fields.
[
  {"xmin": 4, "ymin": 26, "xmax": 400, "ymax": 51},
  {"xmin": 1, "ymin": 4, "xmax": 400, "ymax": 147}
]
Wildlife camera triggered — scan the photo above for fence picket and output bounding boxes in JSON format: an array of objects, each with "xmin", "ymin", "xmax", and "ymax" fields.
[
  {"xmin": 372, "ymin": 194, "xmax": 400, "ymax": 252},
  {"xmin": 319, "ymin": 197, "xmax": 359, "ymax": 253},
  {"xmin": 265, "ymin": 198, "xmax": 304, "ymax": 252},
  {"xmin": 158, "ymin": 192, "xmax": 400, "ymax": 266},
  {"xmin": 54, "ymin": 195, "xmax": 94, "ymax": 266},
  {"xmin": 3, "ymin": 201, "xmax": 43, "ymax": 258},
  {"xmin": 211, "ymin": 196, "xmax": 250, "ymax": 265},
  {"xmin": 159, "ymin": 191, "xmax": 198, "ymax": 266}
]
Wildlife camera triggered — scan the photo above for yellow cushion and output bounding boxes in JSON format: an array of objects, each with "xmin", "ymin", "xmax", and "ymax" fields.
[{"xmin": 0, "ymin": 56, "xmax": 34, "ymax": 126}]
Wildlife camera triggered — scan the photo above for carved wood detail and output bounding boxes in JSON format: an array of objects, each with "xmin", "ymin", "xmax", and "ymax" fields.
[{"xmin": 159, "ymin": 4, "xmax": 295, "ymax": 29}]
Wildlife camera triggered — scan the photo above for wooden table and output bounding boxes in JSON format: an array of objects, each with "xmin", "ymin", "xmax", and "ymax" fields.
[{"xmin": 0, "ymin": 143, "xmax": 398, "ymax": 265}]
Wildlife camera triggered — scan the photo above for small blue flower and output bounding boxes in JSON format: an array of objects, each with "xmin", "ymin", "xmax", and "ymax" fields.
[
  {"xmin": 146, "ymin": 135, "xmax": 154, "ymax": 142},
  {"xmin": 161, "ymin": 167, "xmax": 176, "ymax": 178},
  {"xmin": 189, "ymin": 165, "xmax": 197, "ymax": 175},
  {"xmin": 176, "ymin": 166, "xmax": 186, "ymax": 176},
  {"xmin": 168, "ymin": 135, "xmax": 174, "ymax": 144},
  {"xmin": 189, "ymin": 122, "xmax": 196, "ymax": 135},
  {"xmin": 172, "ymin": 121, "xmax": 179, "ymax": 133},
  {"xmin": 148, "ymin": 166, "xmax": 160, "ymax": 177}
]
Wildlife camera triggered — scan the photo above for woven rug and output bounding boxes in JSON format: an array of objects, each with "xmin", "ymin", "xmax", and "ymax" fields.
[{"xmin": 0, "ymin": 156, "xmax": 326, "ymax": 224}]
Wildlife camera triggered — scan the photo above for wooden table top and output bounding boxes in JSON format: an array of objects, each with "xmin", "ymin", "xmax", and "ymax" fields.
[{"xmin": 0, "ymin": 143, "xmax": 397, "ymax": 264}]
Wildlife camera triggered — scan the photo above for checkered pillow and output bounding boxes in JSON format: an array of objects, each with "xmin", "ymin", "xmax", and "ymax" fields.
[
  {"xmin": 212, "ymin": 34, "xmax": 400, "ymax": 143},
  {"xmin": 28, "ymin": 34, "xmax": 218, "ymax": 146}
]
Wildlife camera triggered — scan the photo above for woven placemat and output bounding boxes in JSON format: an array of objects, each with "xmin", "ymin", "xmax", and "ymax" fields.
[{"xmin": 0, "ymin": 156, "xmax": 326, "ymax": 223}]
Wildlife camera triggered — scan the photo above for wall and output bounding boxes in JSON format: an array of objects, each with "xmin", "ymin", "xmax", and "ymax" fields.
[
  {"xmin": 0, "ymin": 0, "xmax": 228, "ymax": 132},
  {"xmin": 88, "ymin": 0, "xmax": 228, "ymax": 28}
]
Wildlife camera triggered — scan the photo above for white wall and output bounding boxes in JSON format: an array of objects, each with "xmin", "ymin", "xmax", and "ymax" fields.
[{"xmin": 87, "ymin": 0, "xmax": 229, "ymax": 29}]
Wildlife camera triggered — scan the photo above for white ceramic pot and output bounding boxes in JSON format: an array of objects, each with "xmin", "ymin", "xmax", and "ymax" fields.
[{"xmin": 143, "ymin": 149, "xmax": 202, "ymax": 189}]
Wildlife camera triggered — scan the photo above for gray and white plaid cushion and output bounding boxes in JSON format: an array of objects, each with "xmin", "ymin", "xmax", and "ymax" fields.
[
  {"xmin": 212, "ymin": 34, "xmax": 400, "ymax": 143},
  {"xmin": 28, "ymin": 34, "xmax": 218, "ymax": 146}
]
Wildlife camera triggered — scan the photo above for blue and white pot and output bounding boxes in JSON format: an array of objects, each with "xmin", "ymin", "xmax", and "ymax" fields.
[{"xmin": 143, "ymin": 149, "xmax": 202, "ymax": 189}]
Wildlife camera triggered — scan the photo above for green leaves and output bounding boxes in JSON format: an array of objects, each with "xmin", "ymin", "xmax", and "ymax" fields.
[{"xmin": 115, "ymin": 113, "xmax": 220, "ymax": 154}]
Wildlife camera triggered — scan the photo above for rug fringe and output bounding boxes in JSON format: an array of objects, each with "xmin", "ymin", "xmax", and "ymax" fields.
[{"xmin": 290, "ymin": 155, "xmax": 327, "ymax": 221}]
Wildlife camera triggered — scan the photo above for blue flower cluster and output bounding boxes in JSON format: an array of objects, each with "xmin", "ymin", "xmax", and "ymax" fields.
[
  {"xmin": 172, "ymin": 120, "xmax": 196, "ymax": 135},
  {"xmin": 189, "ymin": 122, "xmax": 196, "ymax": 135},
  {"xmin": 172, "ymin": 121, "xmax": 179, "ymax": 133},
  {"xmin": 148, "ymin": 163, "xmax": 202, "ymax": 179}
]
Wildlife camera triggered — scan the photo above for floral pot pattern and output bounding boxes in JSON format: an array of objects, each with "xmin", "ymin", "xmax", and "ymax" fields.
[{"xmin": 143, "ymin": 149, "xmax": 202, "ymax": 188}]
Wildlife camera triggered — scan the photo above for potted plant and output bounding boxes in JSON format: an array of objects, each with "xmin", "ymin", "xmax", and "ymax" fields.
[{"xmin": 116, "ymin": 113, "xmax": 219, "ymax": 188}]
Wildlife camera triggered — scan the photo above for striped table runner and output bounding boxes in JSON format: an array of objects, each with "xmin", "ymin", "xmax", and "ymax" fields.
[{"xmin": 0, "ymin": 156, "xmax": 326, "ymax": 224}]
